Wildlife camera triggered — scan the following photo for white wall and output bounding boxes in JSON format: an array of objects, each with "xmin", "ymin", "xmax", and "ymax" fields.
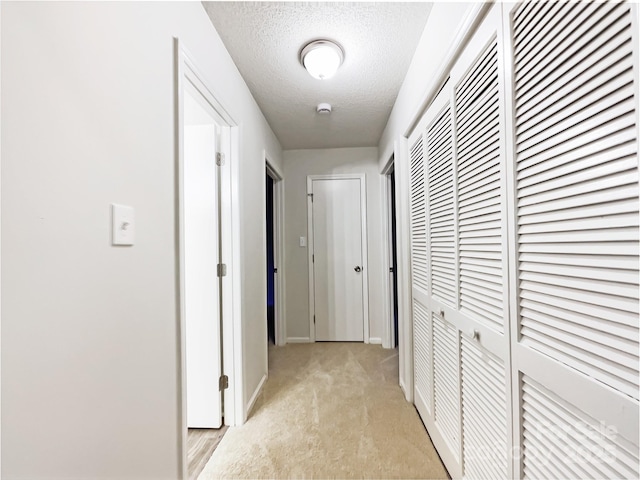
[
  {"xmin": 283, "ymin": 147, "xmax": 386, "ymax": 343},
  {"xmin": 1, "ymin": 2, "xmax": 281, "ymax": 478},
  {"xmin": 378, "ymin": 2, "xmax": 476, "ymax": 167}
]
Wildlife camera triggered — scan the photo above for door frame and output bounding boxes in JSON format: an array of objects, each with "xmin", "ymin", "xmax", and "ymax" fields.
[
  {"xmin": 381, "ymin": 156, "xmax": 396, "ymax": 350},
  {"xmin": 393, "ymin": 138, "xmax": 414, "ymax": 402},
  {"xmin": 175, "ymin": 39, "xmax": 244, "ymax": 478},
  {"xmin": 264, "ymin": 152, "xmax": 286, "ymax": 347},
  {"xmin": 306, "ymin": 173, "xmax": 370, "ymax": 343}
]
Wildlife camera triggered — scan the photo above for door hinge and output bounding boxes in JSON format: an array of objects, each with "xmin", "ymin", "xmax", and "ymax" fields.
[
  {"xmin": 314, "ymin": 315, "xmax": 316, "ymax": 324},
  {"xmin": 307, "ymin": 193, "xmax": 314, "ymax": 202},
  {"xmin": 216, "ymin": 152, "xmax": 225, "ymax": 166},
  {"xmin": 217, "ymin": 263, "xmax": 227, "ymax": 277},
  {"xmin": 312, "ymin": 254, "xmax": 315, "ymax": 263},
  {"xmin": 219, "ymin": 374, "xmax": 229, "ymax": 391}
]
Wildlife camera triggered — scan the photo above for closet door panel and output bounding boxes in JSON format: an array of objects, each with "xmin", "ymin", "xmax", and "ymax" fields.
[
  {"xmin": 427, "ymin": 104, "xmax": 457, "ymax": 307},
  {"xmin": 512, "ymin": 0, "xmax": 639, "ymax": 403},
  {"xmin": 455, "ymin": 36, "xmax": 504, "ymax": 334},
  {"xmin": 433, "ymin": 314, "xmax": 461, "ymax": 459},
  {"xmin": 409, "ymin": 117, "xmax": 434, "ymax": 424},
  {"xmin": 507, "ymin": 0, "xmax": 640, "ymax": 477},
  {"xmin": 451, "ymin": 5, "xmax": 512, "ymax": 479},
  {"xmin": 461, "ymin": 336, "xmax": 508, "ymax": 480}
]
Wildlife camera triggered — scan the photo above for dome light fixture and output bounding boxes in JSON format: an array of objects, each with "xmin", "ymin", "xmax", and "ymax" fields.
[{"xmin": 300, "ymin": 39, "xmax": 344, "ymax": 80}]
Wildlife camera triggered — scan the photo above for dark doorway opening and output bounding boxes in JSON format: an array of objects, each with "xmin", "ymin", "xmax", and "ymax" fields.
[
  {"xmin": 390, "ymin": 168, "xmax": 399, "ymax": 347},
  {"xmin": 266, "ymin": 171, "xmax": 275, "ymax": 345}
]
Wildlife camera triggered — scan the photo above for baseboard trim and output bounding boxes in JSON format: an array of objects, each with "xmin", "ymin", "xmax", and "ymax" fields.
[
  {"xmin": 369, "ymin": 337, "xmax": 382, "ymax": 345},
  {"xmin": 399, "ymin": 377, "xmax": 412, "ymax": 403},
  {"xmin": 286, "ymin": 337, "xmax": 311, "ymax": 343},
  {"xmin": 245, "ymin": 373, "xmax": 267, "ymax": 419}
]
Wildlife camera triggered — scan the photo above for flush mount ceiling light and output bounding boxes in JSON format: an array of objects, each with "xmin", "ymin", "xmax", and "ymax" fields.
[{"xmin": 300, "ymin": 39, "xmax": 344, "ymax": 80}]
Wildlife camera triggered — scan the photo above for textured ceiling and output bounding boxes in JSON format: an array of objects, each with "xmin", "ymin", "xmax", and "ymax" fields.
[{"xmin": 202, "ymin": 2, "xmax": 432, "ymax": 150}]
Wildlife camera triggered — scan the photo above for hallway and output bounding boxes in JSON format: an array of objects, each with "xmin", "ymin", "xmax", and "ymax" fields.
[{"xmin": 199, "ymin": 343, "xmax": 448, "ymax": 479}]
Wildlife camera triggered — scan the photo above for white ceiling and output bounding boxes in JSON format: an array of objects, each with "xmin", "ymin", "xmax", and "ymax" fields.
[{"xmin": 202, "ymin": 2, "xmax": 433, "ymax": 150}]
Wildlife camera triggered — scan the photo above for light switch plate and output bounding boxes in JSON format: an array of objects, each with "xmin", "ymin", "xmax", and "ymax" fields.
[
  {"xmin": 112, "ymin": 204, "xmax": 135, "ymax": 246},
  {"xmin": 299, "ymin": 236, "xmax": 306, "ymax": 247}
]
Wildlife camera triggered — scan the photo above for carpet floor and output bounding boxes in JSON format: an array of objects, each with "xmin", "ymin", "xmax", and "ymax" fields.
[{"xmin": 199, "ymin": 342, "xmax": 449, "ymax": 479}]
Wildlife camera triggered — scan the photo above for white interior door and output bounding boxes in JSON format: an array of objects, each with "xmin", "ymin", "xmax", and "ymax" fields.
[
  {"xmin": 310, "ymin": 177, "xmax": 366, "ymax": 342},
  {"xmin": 183, "ymin": 87, "xmax": 222, "ymax": 428}
]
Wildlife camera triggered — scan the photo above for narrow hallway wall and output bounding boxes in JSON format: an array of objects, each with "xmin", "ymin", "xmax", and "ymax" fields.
[
  {"xmin": 283, "ymin": 147, "xmax": 385, "ymax": 343},
  {"xmin": 1, "ymin": 2, "xmax": 282, "ymax": 478}
]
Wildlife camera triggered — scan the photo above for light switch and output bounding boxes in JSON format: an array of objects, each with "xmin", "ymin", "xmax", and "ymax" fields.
[
  {"xmin": 112, "ymin": 203, "xmax": 135, "ymax": 246},
  {"xmin": 299, "ymin": 236, "xmax": 306, "ymax": 247}
]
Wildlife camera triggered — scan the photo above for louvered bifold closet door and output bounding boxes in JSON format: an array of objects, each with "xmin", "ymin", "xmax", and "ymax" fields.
[
  {"xmin": 450, "ymin": 5, "xmax": 511, "ymax": 479},
  {"xmin": 426, "ymin": 91, "xmax": 464, "ymax": 477},
  {"xmin": 409, "ymin": 123, "xmax": 433, "ymax": 421},
  {"xmin": 408, "ymin": 87, "xmax": 465, "ymax": 478},
  {"xmin": 508, "ymin": 1, "xmax": 640, "ymax": 478}
]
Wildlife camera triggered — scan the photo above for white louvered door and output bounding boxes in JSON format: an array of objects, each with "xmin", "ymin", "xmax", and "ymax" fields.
[
  {"xmin": 450, "ymin": 7, "xmax": 512, "ymax": 479},
  {"xmin": 408, "ymin": 5, "xmax": 512, "ymax": 478},
  {"xmin": 505, "ymin": 1, "xmax": 640, "ymax": 478},
  {"xmin": 409, "ymin": 117, "xmax": 433, "ymax": 422},
  {"xmin": 408, "ymin": 2, "xmax": 639, "ymax": 479}
]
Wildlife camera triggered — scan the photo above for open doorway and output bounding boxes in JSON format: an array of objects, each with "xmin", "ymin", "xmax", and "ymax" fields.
[
  {"xmin": 388, "ymin": 167, "xmax": 399, "ymax": 347},
  {"xmin": 266, "ymin": 171, "xmax": 276, "ymax": 345},
  {"xmin": 265, "ymin": 157, "xmax": 285, "ymax": 348},
  {"xmin": 176, "ymin": 40, "xmax": 243, "ymax": 479},
  {"xmin": 384, "ymin": 159, "xmax": 399, "ymax": 349}
]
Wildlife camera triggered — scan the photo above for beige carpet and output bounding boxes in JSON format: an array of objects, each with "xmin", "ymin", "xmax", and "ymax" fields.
[{"xmin": 199, "ymin": 343, "xmax": 449, "ymax": 479}]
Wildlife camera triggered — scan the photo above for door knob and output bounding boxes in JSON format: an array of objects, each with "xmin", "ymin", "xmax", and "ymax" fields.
[{"xmin": 354, "ymin": 266, "xmax": 362, "ymax": 272}]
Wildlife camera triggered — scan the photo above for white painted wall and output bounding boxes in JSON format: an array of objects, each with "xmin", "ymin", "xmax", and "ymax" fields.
[
  {"xmin": 376, "ymin": 2, "xmax": 480, "ymax": 399},
  {"xmin": 378, "ymin": 2, "xmax": 476, "ymax": 167},
  {"xmin": 1, "ymin": 2, "xmax": 281, "ymax": 478},
  {"xmin": 283, "ymin": 147, "xmax": 385, "ymax": 343}
]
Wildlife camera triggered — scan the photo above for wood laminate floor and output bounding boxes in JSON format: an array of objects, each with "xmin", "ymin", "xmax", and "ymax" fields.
[{"xmin": 188, "ymin": 427, "xmax": 229, "ymax": 480}]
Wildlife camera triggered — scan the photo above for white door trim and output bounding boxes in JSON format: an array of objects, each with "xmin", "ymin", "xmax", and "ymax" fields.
[
  {"xmin": 175, "ymin": 38, "xmax": 244, "ymax": 478},
  {"xmin": 395, "ymin": 138, "xmax": 414, "ymax": 402},
  {"xmin": 264, "ymin": 152, "xmax": 286, "ymax": 347},
  {"xmin": 381, "ymin": 156, "xmax": 395, "ymax": 350},
  {"xmin": 307, "ymin": 173, "xmax": 370, "ymax": 343}
]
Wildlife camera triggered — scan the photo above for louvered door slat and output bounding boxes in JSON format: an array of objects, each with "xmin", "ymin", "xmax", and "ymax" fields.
[
  {"xmin": 513, "ymin": 1, "xmax": 576, "ymax": 60},
  {"xmin": 517, "ymin": 112, "xmax": 635, "ymax": 165},
  {"xmin": 428, "ymin": 106, "xmax": 456, "ymax": 306},
  {"xmin": 520, "ymin": 288, "xmax": 638, "ymax": 330},
  {"xmin": 520, "ymin": 271, "xmax": 638, "ymax": 301},
  {"xmin": 521, "ymin": 307, "xmax": 638, "ymax": 366},
  {"xmin": 513, "ymin": 0, "xmax": 639, "ymax": 400},
  {"xmin": 459, "ymin": 172, "xmax": 500, "ymax": 200},
  {"xmin": 520, "ymin": 299, "xmax": 636, "ymax": 354},
  {"xmin": 517, "ymin": 60, "xmax": 633, "ymax": 147},
  {"xmin": 521, "ymin": 376, "xmax": 640, "ymax": 479},
  {"xmin": 459, "ymin": 158, "xmax": 500, "ymax": 187},
  {"xmin": 519, "ymin": 251, "xmax": 637, "ymax": 269},
  {"xmin": 513, "ymin": 1, "xmax": 576, "ymax": 61},
  {"xmin": 455, "ymin": 37, "xmax": 504, "ymax": 333},
  {"xmin": 515, "ymin": 2, "xmax": 621, "ymax": 97},
  {"xmin": 433, "ymin": 315, "xmax": 460, "ymax": 457},
  {"xmin": 459, "ymin": 217, "xmax": 500, "ymax": 232},
  {"xmin": 517, "ymin": 186, "xmax": 639, "ymax": 219},
  {"xmin": 410, "ymin": 136, "xmax": 428, "ymax": 293},
  {"xmin": 413, "ymin": 301, "xmax": 432, "ymax": 415},
  {"xmin": 512, "ymin": 0, "xmax": 544, "ymax": 33},
  {"xmin": 461, "ymin": 336, "xmax": 508, "ymax": 479},
  {"xmin": 516, "ymin": 6, "xmax": 630, "ymax": 122},
  {"xmin": 518, "ymin": 156, "xmax": 638, "ymax": 201},
  {"xmin": 520, "ymin": 259, "xmax": 638, "ymax": 284}
]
